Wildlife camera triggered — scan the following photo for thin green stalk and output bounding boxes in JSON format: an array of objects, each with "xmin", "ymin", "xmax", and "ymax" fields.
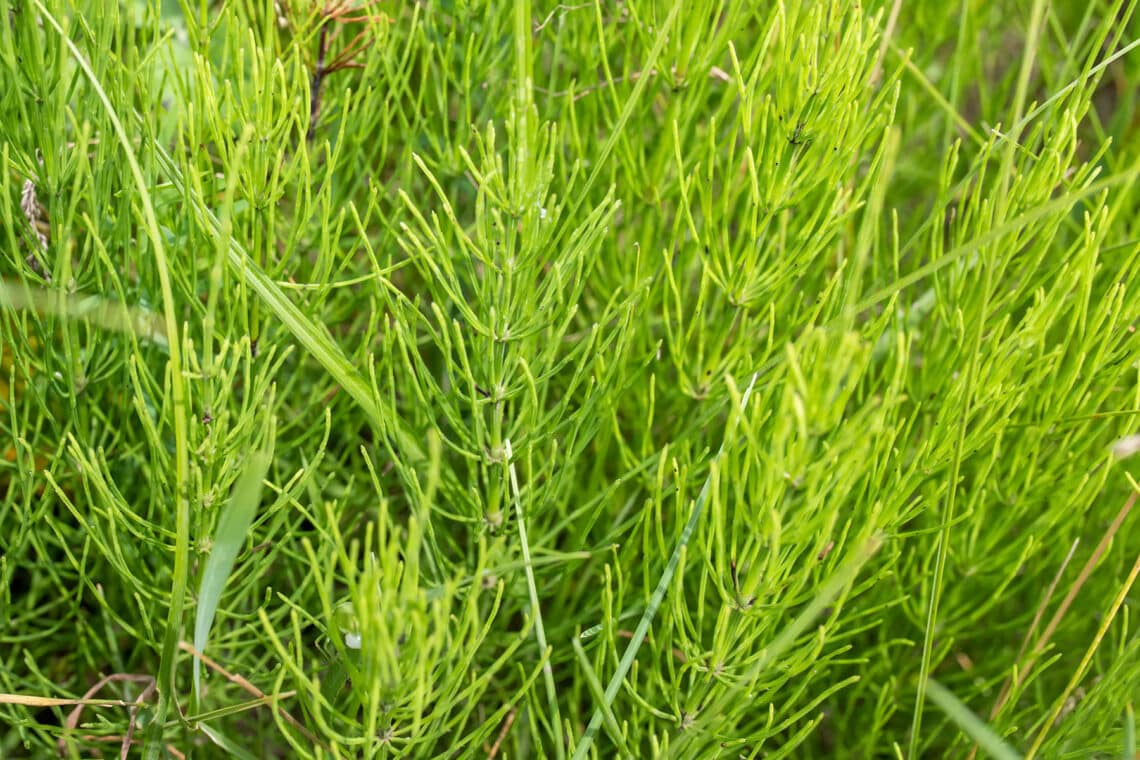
[
  {"xmin": 909, "ymin": 1, "xmax": 1047, "ymax": 753},
  {"xmin": 675, "ymin": 532, "xmax": 886, "ymax": 755},
  {"xmin": 506, "ymin": 439, "xmax": 565, "ymax": 760},
  {"xmin": 853, "ymin": 167, "xmax": 1139, "ymax": 317},
  {"xmin": 513, "ymin": 0, "xmax": 533, "ymax": 118},
  {"xmin": 905, "ymin": 86, "xmax": 988, "ymax": 760},
  {"xmin": 1124, "ymin": 704, "xmax": 1136, "ymax": 760},
  {"xmin": 1025, "ymin": 552, "xmax": 1140, "ymax": 759},
  {"xmin": 570, "ymin": 372, "xmax": 758, "ymax": 760},
  {"xmin": 558, "ymin": 0, "xmax": 683, "ymax": 224},
  {"xmin": 31, "ymin": 4, "xmax": 192, "ymax": 754}
]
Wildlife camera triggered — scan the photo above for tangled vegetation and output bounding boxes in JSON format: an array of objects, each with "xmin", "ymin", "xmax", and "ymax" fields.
[{"xmin": 2, "ymin": 1, "xmax": 1140, "ymax": 757}]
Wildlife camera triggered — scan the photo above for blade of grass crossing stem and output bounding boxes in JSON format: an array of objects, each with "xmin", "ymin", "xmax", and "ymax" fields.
[
  {"xmin": 193, "ymin": 448, "xmax": 274, "ymax": 700},
  {"xmin": 505, "ymin": 439, "xmax": 565, "ymax": 759},
  {"xmin": 144, "ymin": 141, "xmax": 425, "ymax": 468},
  {"xmin": 571, "ymin": 633, "xmax": 632, "ymax": 757},
  {"xmin": 0, "ymin": 283, "xmax": 167, "ymax": 346},
  {"xmin": 911, "ymin": 2, "xmax": 1045, "ymax": 751},
  {"xmin": 853, "ymin": 166, "xmax": 1140, "ymax": 317},
  {"xmin": 31, "ymin": 4, "xmax": 192, "ymax": 755},
  {"xmin": 926, "ymin": 680, "xmax": 1023, "ymax": 760},
  {"xmin": 679, "ymin": 532, "xmax": 885, "ymax": 749},
  {"xmin": 741, "ymin": 534, "xmax": 883, "ymax": 685},
  {"xmin": 560, "ymin": 0, "xmax": 683, "ymax": 226},
  {"xmin": 570, "ymin": 372, "xmax": 759, "ymax": 760}
]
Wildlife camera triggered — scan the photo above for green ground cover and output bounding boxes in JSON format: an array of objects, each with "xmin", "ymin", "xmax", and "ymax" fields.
[{"xmin": 2, "ymin": 1, "xmax": 1140, "ymax": 757}]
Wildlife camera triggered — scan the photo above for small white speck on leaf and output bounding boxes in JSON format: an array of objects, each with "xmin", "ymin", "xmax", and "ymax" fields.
[{"xmin": 1111, "ymin": 433, "xmax": 1140, "ymax": 459}]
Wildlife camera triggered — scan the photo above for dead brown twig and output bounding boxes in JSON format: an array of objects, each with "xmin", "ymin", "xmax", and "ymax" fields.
[
  {"xmin": 178, "ymin": 641, "xmax": 323, "ymax": 748},
  {"xmin": 54, "ymin": 673, "xmax": 168, "ymax": 760},
  {"xmin": 484, "ymin": 707, "xmax": 517, "ymax": 759},
  {"xmin": 26, "ymin": 639, "xmax": 322, "ymax": 758},
  {"xmin": 967, "ymin": 491, "xmax": 1138, "ymax": 760},
  {"xmin": 300, "ymin": 0, "xmax": 389, "ymax": 140}
]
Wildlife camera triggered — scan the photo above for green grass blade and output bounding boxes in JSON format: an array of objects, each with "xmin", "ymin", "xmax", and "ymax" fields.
[
  {"xmin": 0, "ymin": 281, "xmax": 167, "ymax": 346},
  {"xmin": 570, "ymin": 372, "xmax": 758, "ymax": 760},
  {"xmin": 192, "ymin": 447, "xmax": 273, "ymax": 700},
  {"xmin": 506, "ymin": 439, "xmax": 565, "ymax": 759},
  {"xmin": 925, "ymin": 680, "xmax": 1023, "ymax": 760},
  {"xmin": 196, "ymin": 722, "xmax": 264, "ymax": 760},
  {"xmin": 145, "ymin": 142, "xmax": 426, "ymax": 467},
  {"xmin": 571, "ymin": 633, "xmax": 631, "ymax": 757},
  {"xmin": 676, "ymin": 532, "xmax": 886, "ymax": 753},
  {"xmin": 29, "ymin": 5, "xmax": 192, "ymax": 754}
]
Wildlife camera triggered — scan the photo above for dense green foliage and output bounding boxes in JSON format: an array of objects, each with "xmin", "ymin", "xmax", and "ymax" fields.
[{"xmin": 2, "ymin": 0, "xmax": 1140, "ymax": 757}]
